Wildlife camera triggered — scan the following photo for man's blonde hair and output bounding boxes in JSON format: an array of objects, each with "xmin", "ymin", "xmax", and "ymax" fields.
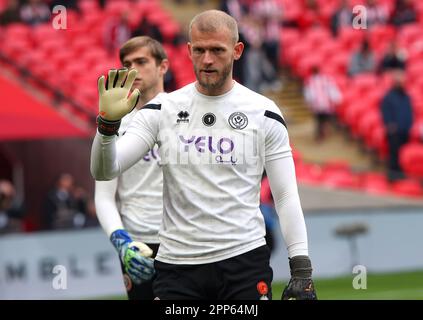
[{"xmin": 189, "ymin": 10, "xmax": 239, "ymax": 44}]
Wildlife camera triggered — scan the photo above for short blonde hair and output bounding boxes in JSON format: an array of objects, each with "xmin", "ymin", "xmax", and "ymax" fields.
[{"xmin": 189, "ymin": 10, "xmax": 239, "ymax": 44}]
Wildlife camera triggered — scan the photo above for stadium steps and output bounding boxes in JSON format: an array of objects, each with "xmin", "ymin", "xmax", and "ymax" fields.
[{"xmin": 264, "ymin": 69, "xmax": 313, "ymax": 125}]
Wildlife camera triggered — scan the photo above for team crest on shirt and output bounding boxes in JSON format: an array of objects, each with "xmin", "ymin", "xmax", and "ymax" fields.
[
  {"xmin": 176, "ymin": 111, "xmax": 190, "ymax": 124},
  {"xmin": 228, "ymin": 112, "xmax": 248, "ymax": 130}
]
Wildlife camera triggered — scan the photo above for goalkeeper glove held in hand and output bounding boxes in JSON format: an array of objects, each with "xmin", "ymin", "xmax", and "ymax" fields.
[
  {"xmin": 282, "ymin": 255, "xmax": 317, "ymax": 300},
  {"xmin": 110, "ymin": 229, "xmax": 155, "ymax": 285}
]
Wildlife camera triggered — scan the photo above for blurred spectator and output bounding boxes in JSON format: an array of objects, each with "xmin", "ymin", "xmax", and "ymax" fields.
[
  {"xmin": 0, "ymin": 0, "xmax": 22, "ymax": 26},
  {"xmin": 390, "ymin": 0, "xmax": 417, "ymax": 26},
  {"xmin": 380, "ymin": 70, "xmax": 414, "ymax": 181},
  {"xmin": 103, "ymin": 10, "xmax": 131, "ymax": 55},
  {"xmin": 251, "ymin": 0, "xmax": 283, "ymax": 70},
  {"xmin": 132, "ymin": 17, "xmax": 163, "ymax": 43},
  {"xmin": 240, "ymin": 14, "xmax": 280, "ymax": 93},
  {"xmin": 0, "ymin": 179, "xmax": 24, "ymax": 234},
  {"xmin": 72, "ymin": 186, "xmax": 89, "ymax": 228},
  {"xmin": 304, "ymin": 66, "xmax": 342, "ymax": 141},
  {"xmin": 20, "ymin": 0, "xmax": 51, "ymax": 26},
  {"xmin": 42, "ymin": 173, "xmax": 77, "ymax": 230},
  {"xmin": 348, "ymin": 39, "xmax": 376, "ymax": 76},
  {"xmin": 49, "ymin": 0, "xmax": 78, "ymax": 11},
  {"xmin": 330, "ymin": 0, "xmax": 353, "ymax": 36},
  {"xmin": 82, "ymin": 199, "xmax": 99, "ymax": 228},
  {"xmin": 364, "ymin": 0, "xmax": 388, "ymax": 28},
  {"xmin": 379, "ymin": 40, "xmax": 407, "ymax": 73},
  {"xmin": 220, "ymin": 0, "xmax": 248, "ymax": 22}
]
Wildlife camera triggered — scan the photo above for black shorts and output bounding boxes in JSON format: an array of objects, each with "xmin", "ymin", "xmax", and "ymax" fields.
[
  {"xmin": 119, "ymin": 243, "xmax": 160, "ymax": 300},
  {"xmin": 153, "ymin": 245, "xmax": 273, "ymax": 300}
]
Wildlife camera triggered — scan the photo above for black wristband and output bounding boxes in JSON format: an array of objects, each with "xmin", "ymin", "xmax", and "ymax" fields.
[
  {"xmin": 289, "ymin": 255, "xmax": 313, "ymax": 278},
  {"xmin": 96, "ymin": 116, "xmax": 121, "ymax": 136}
]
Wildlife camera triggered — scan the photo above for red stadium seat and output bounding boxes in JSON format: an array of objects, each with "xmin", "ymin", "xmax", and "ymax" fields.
[
  {"xmin": 391, "ymin": 178, "xmax": 423, "ymax": 198},
  {"xmin": 38, "ymin": 39, "xmax": 67, "ymax": 57},
  {"xmin": 19, "ymin": 51, "xmax": 45, "ymax": 68},
  {"xmin": 352, "ymin": 73, "xmax": 379, "ymax": 95},
  {"xmin": 295, "ymin": 163, "xmax": 324, "ymax": 186},
  {"xmin": 338, "ymin": 27, "xmax": 365, "ymax": 51},
  {"xmin": 32, "ymin": 24, "xmax": 62, "ymax": 42},
  {"xmin": 399, "ymin": 142, "xmax": 423, "ymax": 178},
  {"xmin": 304, "ymin": 27, "xmax": 332, "ymax": 48},
  {"xmin": 1, "ymin": 39, "xmax": 32, "ymax": 62},
  {"xmin": 3, "ymin": 24, "xmax": 31, "ymax": 42},
  {"xmin": 361, "ymin": 172, "xmax": 391, "ymax": 195},
  {"xmin": 78, "ymin": 0, "xmax": 100, "ymax": 15},
  {"xmin": 398, "ymin": 23, "xmax": 422, "ymax": 47},
  {"xmin": 104, "ymin": 0, "xmax": 131, "ymax": 16},
  {"xmin": 321, "ymin": 170, "xmax": 360, "ymax": 189},
  {"xmin": 409, "ymin": 118, "xmax": 423, "ymax": 142}
]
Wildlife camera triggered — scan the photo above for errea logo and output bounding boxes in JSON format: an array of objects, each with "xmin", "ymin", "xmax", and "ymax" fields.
[{"xmin": 177, "ymin": 111, "xmax": 189, "ymax": 124}]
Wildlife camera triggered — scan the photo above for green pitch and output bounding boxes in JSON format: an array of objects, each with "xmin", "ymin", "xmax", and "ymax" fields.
[
  {"xmin": 273, "ymin": 270, "xmax": 423, "ymax": 300},
  {"xmin": 98, "ymin": 270, "xmax": 423, "ymax": 300}
]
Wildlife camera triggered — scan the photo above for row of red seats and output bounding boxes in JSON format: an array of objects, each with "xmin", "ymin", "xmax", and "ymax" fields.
[
  {"xmin": 295, "ymin": 159, "xmax": 423, "ymax": 198},
  {"xmin": 0, "ymin": 0, "xmax": 194, "ymax": 115},
  {"xmin": 277, "ymin": 0, "xmax": 423, "ymax": 30}
]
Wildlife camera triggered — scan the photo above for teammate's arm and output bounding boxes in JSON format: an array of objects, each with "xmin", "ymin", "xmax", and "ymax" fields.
[{"xmin": 95, "ymin": 179, "xmax": 155, "ymax": 285}]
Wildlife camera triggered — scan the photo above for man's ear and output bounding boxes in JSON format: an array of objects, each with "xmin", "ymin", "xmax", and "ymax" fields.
[
  {"xmin": 187, "ymin": 42, "xmax": 193, "ymax": 61},
  {"xmin": 234, "ymin": 42, "xmax": 244, "ymax": 61},
  {"xmin": 160, "ymin": 59, "xmax": 170, "ymax": 76}
]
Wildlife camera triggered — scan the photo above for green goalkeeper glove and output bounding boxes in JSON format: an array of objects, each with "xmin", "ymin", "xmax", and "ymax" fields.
[
  {"xmin": 110, "ymin": 229, "xmax": 155, "ymax": 285},
  {"xmin": 282, "ymin": 255, "xmax": 317, "ymax": 300},
  {"xmin": 96, "ymin": 68, "xmax": 140, "ymax": 136}
]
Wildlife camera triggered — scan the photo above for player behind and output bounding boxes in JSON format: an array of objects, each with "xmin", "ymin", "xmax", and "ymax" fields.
[{"xmin": 94, "ymin": 36, "xmax": 169, "ymax": 300}]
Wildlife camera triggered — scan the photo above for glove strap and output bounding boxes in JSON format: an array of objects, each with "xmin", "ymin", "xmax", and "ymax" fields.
[
  {"xmin": 97, "ymin": 116, "xmax": 121, "ymax": 136},
  {"xmin": 289, "ymin": 255, "xmax": 313, "ymax": 278}
]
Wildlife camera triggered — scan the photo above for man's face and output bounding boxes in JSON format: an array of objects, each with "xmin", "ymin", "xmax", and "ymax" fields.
[
  {"xmin": 121, "ymin": 46, "xmax": 165, "ymax": 93},
  {"xmin": 188, "ymin": 26, "xmax": 243, "ymax": 94}
]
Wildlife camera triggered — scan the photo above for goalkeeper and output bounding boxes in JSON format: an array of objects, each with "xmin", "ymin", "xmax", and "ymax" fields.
[
  {"xmin": 94, "ymin": 36, "xmax": 169, "ymax": 300},
  {"xmin": 92, "ymin": 10, "xmax": 317, "ymax": 300}
]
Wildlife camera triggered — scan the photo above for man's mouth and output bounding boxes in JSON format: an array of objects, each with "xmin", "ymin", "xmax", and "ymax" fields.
[{"xmin": 201, "ymin": 70, "xmax": 217, "ymax": 74}]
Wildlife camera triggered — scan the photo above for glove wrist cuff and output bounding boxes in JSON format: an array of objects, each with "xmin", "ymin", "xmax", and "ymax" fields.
[
  {"xmin": 97, "ymin": 116, "xmax": 121, "ymax": 136},
  {"xmin": 110, "ymin": 229, "xmax": 132, "ymax": 253},
  {"xmin": 289, "ymin": 255, "xmax": 313, "ymax": 278}
]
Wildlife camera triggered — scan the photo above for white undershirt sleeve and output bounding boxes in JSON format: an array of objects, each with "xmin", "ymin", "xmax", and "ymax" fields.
[
  {"xmin": 95, "ymin": 179, "xmax": 124, "ymax": 238},
  {"xmin": 90, "ymin": 131, "xmax": 152, "ymax": 181},
  {"xmin": 264, "ymin": 156, "xmax": 308, "ymax": 258}
]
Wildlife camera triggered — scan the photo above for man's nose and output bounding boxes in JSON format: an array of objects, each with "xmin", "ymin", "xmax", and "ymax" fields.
[{"xmin": 203, "ymin": 51, "xmax": 214, "ymax": 65}]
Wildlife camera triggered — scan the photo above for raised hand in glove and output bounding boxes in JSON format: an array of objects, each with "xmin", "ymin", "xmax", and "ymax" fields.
[{"xmin": 97, "ymin": 68, "xmax": 140, "ymax": 136}]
